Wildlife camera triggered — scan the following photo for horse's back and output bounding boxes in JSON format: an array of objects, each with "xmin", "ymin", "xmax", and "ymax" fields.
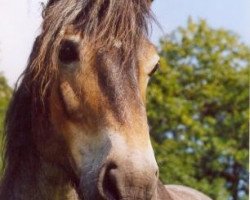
[{"xmin": 164, "ymin": 185, "xmax": 212, "ymax": 200}]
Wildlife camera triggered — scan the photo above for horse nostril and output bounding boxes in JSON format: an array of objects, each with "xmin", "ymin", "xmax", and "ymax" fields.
[{"xmin": 103, "ymin": 162, "xmax": 120, "ymax": 200}]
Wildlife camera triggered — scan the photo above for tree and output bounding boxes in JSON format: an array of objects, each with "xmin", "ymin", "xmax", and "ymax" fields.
[
  {"xmin": 0, "ymin": 73, "xmax": 12, "ymax": 173},
  {"xmin": 148, "ymin": 19, "xmax": 249, "ymax": 200}
]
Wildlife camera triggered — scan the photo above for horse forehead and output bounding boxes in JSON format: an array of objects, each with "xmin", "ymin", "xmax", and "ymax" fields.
[
  {"xmin": 60, "ymin": 26, "xmax": 82, "ymax": 41},
  {"xmin": 91, "ymin": 49, "xmax": 139, "ymax": 123},
  {"xmin": 60, "ymin": 25, "xmax": 154, "ymax": 52},
  {"xmin": 96, "ymin": 50, "xmax": 137, "ymax": 82}
]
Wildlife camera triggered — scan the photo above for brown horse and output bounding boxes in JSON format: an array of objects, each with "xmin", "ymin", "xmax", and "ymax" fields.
[{"xmin": 0, "ymin": 0, "xmax": 211, "ymax": 199}]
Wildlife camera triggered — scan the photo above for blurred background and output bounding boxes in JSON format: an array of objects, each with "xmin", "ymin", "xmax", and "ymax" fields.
[{"xmin": 0, "ymin": 0, "xmax": 249, "ymax": 199}]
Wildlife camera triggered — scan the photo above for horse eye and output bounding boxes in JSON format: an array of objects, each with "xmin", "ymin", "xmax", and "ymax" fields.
[
  {"xmin": 149, "ymin": 62, "xmax": 160, "ymax": 77},
  {"xmin": 59, "ymin": 40, "xmax": 79, "ymax": 64}
]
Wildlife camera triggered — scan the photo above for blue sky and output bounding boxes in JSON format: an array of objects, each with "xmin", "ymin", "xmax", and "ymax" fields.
[
  {"xmin": 0, "ymin": 0, "xmax": 249, "ymax": 86},
  {"xmin": 151, "ymin": 0, "xmax": 250, "ymax": 44}
]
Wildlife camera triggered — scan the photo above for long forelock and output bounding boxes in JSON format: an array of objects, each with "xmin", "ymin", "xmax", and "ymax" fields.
[
  {"xmin": 43, "ymin": 0, "xmax": 152, "ymax": 53},
  {"xmin": 27, "ymin": 0, "xmax": 153, "ymax": 101}
]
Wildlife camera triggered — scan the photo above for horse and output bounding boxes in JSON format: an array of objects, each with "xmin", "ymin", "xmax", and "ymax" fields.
[{"xmin": 0, "ymin": 0, "xmax": 211, "ymax": 199}]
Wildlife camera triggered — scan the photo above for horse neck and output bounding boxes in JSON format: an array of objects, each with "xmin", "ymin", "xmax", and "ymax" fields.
[{"xmin": 0, "ymin": 149, "xmax": 78, "ymax": 200}]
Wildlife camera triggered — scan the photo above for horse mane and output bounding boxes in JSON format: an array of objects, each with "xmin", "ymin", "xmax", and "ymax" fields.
[{"xmin": 2, "ymin": 0, "xmax": 153, "ymax": 175}]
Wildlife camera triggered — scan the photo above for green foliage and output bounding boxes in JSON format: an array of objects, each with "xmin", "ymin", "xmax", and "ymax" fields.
[
  {"xmin": 0, "ymin": 73, "xmax": 12, "ymax": 173},
  {"xmin": 148, "ymin": 19, "xmax": 249, "ymax": 200}
]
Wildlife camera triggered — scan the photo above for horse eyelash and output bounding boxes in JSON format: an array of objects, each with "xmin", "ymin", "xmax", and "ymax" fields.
[{"xmin": 149, "ymin": 62, "xmax": 160, "ymax": 77}]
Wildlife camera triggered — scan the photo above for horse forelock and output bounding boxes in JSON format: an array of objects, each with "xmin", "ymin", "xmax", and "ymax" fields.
[{"xmin": 25, "ymin": 0, "xmax": 153, "ymax": 101}]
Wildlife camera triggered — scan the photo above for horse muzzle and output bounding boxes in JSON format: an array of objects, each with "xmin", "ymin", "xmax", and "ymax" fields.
[
  {"xmin": 77, "ymin": 154, "xmax": 159, "ymax": 199},
  {"xmin": 97, "ymin": 159, "xmax": 159, "ymax": 200},
  {"xmin": 75, "ymin": 132, "xmax": 159, "ymax": 200}
]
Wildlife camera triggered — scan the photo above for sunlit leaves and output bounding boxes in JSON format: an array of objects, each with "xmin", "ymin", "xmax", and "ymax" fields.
[{"xmin": 0, "ymin": 73, "xmax": 12, "ymax": 174}]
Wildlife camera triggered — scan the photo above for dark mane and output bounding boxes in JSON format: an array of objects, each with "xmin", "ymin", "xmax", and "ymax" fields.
[{"xmin": 2, "ymin": 0, "xmax": 153, "ymax": 176}]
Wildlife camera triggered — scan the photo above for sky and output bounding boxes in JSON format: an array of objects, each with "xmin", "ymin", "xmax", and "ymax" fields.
[{"xmin": 0, "ymin": 0, "xmax": 250, "ymax": 87}]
